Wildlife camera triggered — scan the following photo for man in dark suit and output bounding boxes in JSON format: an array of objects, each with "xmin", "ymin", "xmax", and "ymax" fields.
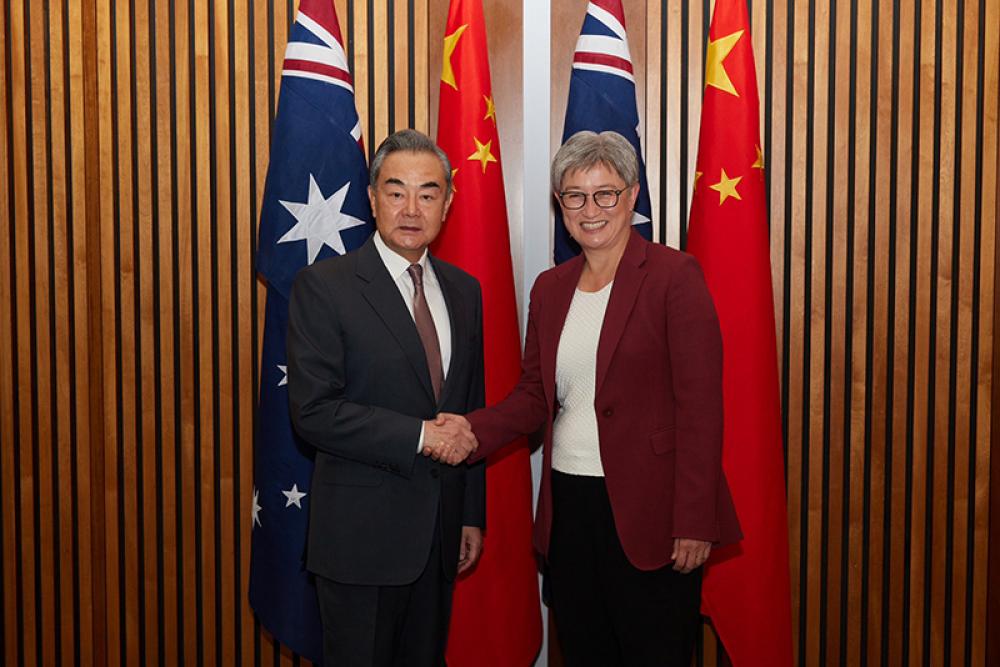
[{"xmin": 286, "ymin": 129, "xmax": 485, "ymax": 667}]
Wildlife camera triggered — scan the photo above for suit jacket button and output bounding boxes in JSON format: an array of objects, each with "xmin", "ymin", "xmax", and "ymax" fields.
[
  {"xmin": 430, "ymin": 468, "xmax": 440, "ymax": 478},
  {"xmin": 603, "ymin": 408, "xmax": 613, "ymax": 417}
]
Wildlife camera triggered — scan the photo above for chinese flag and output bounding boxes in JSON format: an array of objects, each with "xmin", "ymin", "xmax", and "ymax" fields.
[
  {"xmin": 686, "ymin": 0, "xmax": 794, "ymax": 665},
  {"xmin": 433, "ymin": 0, "xmax": 543, "ymax": 665}
]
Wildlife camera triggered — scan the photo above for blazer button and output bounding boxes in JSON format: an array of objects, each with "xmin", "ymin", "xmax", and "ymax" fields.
[
  {"xmin": 603, "ymin": 408, "xmax": 613, "ymax": 417},
  {"xmin": 430, "ymin": 468, "xmax": 440, "ymax": 478}
]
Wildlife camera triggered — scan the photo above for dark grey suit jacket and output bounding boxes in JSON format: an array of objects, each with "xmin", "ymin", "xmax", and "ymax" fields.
[{"xmin": 287, "ymin": 236, "xmax": 486, "ymax": 586}]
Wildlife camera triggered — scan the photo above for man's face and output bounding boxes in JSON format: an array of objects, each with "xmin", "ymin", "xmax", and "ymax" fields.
[{"xmin": 369, "ymin": 150, "xmax": 453, "ymax": 262}]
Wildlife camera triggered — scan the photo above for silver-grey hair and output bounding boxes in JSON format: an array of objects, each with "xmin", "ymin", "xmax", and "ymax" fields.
[
  {"xmin": 550, "ymin": 130, "xmax": 639, "ymax": 192},
  {"xmin": 370, "ymin": 129, "xmax": 452, "ymax": 194}
]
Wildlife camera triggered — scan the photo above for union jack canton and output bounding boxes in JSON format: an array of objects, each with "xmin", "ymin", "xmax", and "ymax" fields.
[{"xmin": 554, "ymin": 0, "xmax": 653, "ymax": 264}]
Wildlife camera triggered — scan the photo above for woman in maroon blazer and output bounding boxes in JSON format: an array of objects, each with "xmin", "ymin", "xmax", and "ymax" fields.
[{"xmin": 437, "ymin": 131, "xmax": 741, "ymax": 665}]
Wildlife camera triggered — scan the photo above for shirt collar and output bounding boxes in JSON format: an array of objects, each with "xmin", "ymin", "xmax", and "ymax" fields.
[{"xmin": 373, "ymin": 230, "xmax": 430, "ymax": 282}]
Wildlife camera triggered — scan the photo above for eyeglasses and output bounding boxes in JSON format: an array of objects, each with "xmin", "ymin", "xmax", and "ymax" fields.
[{"xmin": 557, "ymin": 188, "xmax": 626, "ymax": 210}]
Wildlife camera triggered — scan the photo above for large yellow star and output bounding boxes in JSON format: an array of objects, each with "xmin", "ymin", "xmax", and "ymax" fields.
[
  {"xmin": 705, "ymin": 30, "xmax": 743, "ymax": 96},
  {"xmin": 467, "ymin": 137, "xmax": 497, "ymax": 173},
  {"xmin": 483, "ymin": 95, "xmax": 496, "ymax": 124},
  {"xmin": 441, "ymin": 24, "xmax": 468, "ymax": 90},
  {"xmin": 709, "ymin": 168, "xmax": 743, "ymax": 205}
]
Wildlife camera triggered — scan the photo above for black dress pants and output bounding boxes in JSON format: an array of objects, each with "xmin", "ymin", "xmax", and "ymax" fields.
[
  {"xmin": 315, "ymin": 529, "xmax": 452, "ymax": 667},
  {"xmin": 548, "ymin": 470, "xmax": 702, "ymax": 667}
]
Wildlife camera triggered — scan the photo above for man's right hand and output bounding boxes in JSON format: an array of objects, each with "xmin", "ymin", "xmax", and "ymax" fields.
[{"xmin": 422, "ymin": 416, "xmax": 477, "ymax": 465}]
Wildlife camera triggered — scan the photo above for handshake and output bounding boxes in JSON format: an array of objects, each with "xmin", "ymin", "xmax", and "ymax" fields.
[{"xmin": 421, "ymin": 413, "xmax": 477, "ymax": 465}]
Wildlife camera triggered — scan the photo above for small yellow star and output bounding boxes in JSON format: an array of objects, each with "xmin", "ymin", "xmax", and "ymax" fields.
[
  {"xmin": 752, "ymin": 145, "xmax": 764, "ymax": 176},
  {"xmin": 441, "ymin": 24, "xmax": 468, "ymax": 90},
  {"xmin": 693, "ymin": 171, "xmax": 704, "ymax": 191},
  {"xmin": 467, "ymin": 137, "xmax": 497, "ymax": 173},
  {"xmin": 709, "ymin": 168, "xmax": 743, "ymax": 205},
  {"xmin": 483, "ymin": 95, "xmax": 496, "ymax": 124},
  {"xmin": 705, "ymin": 30, "xmax": 743, "ymax": 96},
  {"xmin": 450, "ymin": 168, "xmax": 459, "ymax": 192}
]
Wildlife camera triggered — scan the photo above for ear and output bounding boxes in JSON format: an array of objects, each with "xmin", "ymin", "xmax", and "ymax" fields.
[
  {"xmin": 553, "ymin": 189, "xmax": 566, "ymax": 213},
  {"xmin": 367, "ymin": 185, "xmax": 377, "ymax": 217},
  {"xmin": 625, "ymin": 182, "xmax": 640, "ymax": 209}
]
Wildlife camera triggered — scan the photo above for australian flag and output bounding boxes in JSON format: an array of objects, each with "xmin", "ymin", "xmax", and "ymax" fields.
[
  {"xmin": 250, "ymin": 0, "xmax": 373, "ymax": 661},
  {"xmin": 554, "ymin": 0, "xmax": 653, "ymax": 264}
]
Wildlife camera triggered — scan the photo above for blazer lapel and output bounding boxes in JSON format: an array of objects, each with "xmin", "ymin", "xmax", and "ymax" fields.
[
  {"xmin": 540, "ymin": 256, "xmax": 584, "ymax": 408},
  {"xmin": 356, "ymin": 239, "xmax": 437, "ymax": 405},
  {"xmin": 432, "ymin": 258, "xmax": 468, "ymax": 410},
  {"xmin": 595, "ymin": 231, "xmax": 647, "ymax": 395}
]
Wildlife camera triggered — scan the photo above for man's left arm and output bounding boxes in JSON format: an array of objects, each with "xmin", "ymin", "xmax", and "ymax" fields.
[{"xmin": 460, "ymin": 288, "xmax": 486, "ymax": 572}]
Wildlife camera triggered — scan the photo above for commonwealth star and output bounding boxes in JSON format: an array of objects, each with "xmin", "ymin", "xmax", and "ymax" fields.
[{"xmin": 278, "ymin": 175, "xmax": 367, "ymax": 265}]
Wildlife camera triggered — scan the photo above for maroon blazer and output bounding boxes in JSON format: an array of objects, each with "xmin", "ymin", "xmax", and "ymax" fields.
[{"xmin": 467, "ymin": 230, "xmax": 742, "ymax": 570}]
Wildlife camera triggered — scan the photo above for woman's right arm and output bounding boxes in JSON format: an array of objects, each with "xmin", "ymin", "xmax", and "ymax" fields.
[{"xmin": 463, "ymin": 283, "xmax": 550, "ymax": 461}]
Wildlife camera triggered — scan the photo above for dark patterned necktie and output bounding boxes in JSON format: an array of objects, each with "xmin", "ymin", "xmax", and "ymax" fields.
[{"xmin": 407, "ymin": 263, "xmax": 443, "ymax": 401}]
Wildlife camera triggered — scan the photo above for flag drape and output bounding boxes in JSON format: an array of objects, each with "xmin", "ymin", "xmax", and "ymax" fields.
[
  {"xmin": 554, "ymin": 0, "xmax": 652, "ymax": 265},
  {"xmin": 686, "ymin": 1, "xmax": 794, "ymax": 665},
  {"xmin": 250, "ymin": 0, "xmax": 373, "ymax": 660},
  {"xmin": 433, "ymin": 0, "xmax": 543, "ymax": 664}
]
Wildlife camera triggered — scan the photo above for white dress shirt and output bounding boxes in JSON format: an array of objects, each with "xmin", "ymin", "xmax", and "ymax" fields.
[{"xmin": 373, "ymin": 232, "xmax": 452, "ymax": 451}]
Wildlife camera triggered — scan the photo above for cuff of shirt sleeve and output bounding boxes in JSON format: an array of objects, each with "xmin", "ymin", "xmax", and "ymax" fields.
[{"xmin": 418, "ymin": 422, "xmax": 425, "ymax": 453}]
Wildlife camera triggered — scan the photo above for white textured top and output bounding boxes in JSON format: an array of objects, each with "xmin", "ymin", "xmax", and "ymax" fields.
[{"xmin": 552, "ymin": 281, "xmax": 613, "ymax": 477}]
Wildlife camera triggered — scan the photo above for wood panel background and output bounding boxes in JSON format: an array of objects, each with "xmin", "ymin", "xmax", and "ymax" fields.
[
  {"xmin": 0, "ymin": 0, "xmax": 520, "ymax": 664},
  {"xmin": 1, "ymin": 1, "xmax": 998, "ymax": 667}
]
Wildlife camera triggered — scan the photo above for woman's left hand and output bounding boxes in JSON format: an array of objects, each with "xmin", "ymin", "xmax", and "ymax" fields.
[{"xmin": 671, "ymin": 538, "xmax": 712, "ymax": 573}]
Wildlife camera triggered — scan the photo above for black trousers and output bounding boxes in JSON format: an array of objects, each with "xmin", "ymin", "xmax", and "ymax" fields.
[
  {"xmin": 315, "ymin": 528, "xmax": 452, "ymax": 667},
  {"xmin": 548, "ymin": 470, "xmax": 702, "ymax": 667}
]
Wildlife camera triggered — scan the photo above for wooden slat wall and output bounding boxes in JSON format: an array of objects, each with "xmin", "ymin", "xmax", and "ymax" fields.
[
  {"xmin": 558, "ymin": 0, "xmax": 999, "ymax": 664},
  {"xmin": 2, "ymin": 0, "xmax": 998, "ymax": 666},
  {"xmin": 0, "ymin": 0, "xmax": 521, "ymax": 665}
]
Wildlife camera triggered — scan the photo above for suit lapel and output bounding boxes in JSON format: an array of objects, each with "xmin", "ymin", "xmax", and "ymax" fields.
[
  {"xmin": 432, "ymin": 258, "xmax": 467, "ymax": 410},
  {"xmin": 356, "ymin": 239, "xmax": 437, "ymax": 405},
  {"xmin": 595, "ymin": 231, "xmax": 647, "ymax": 395}
]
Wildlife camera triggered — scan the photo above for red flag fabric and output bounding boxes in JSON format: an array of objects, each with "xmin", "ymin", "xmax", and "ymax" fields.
[
  {"xmin": 686, "ymin": 0, "xmax": 794, "ymax": 665},
  {"xmin": 433, "ymin": 0, "xmax": 542, "ymax": 664}
]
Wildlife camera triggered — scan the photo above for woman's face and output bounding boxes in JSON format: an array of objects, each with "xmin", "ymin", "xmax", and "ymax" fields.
[{"xmin": 556, "ymin": 162, "xmax": 639, "ymax": 255}]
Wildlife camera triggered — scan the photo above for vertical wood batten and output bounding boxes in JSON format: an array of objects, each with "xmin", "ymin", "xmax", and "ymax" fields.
[
  {"xmin": 950, "ymin": 1, "xmax": 979, "ymax": 660},
  {"xmin": 887, "ymin": 1, "xmax": 915, "ymax": 663}
]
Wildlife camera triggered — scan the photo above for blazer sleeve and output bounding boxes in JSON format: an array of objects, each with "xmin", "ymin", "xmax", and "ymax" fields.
[
  {"xmin": 461, "ymin": 283, "xmax": 487, "ymax": 527},
  {"xmin": 286, "ymin": 267, "xmax": 422, "ymax": 479},
  {"xmin": 466, "ymin": 279, "xmax": 550, "ymax": 462},
  {"xmin": 667, "ymin": 256, "xmax": 726, "ymax": 541}
]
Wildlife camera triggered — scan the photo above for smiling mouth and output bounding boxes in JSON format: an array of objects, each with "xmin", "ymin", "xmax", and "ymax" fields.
[{"xmin": 580, "ymin": 220, "xmax": 608, "ymax": 231}]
